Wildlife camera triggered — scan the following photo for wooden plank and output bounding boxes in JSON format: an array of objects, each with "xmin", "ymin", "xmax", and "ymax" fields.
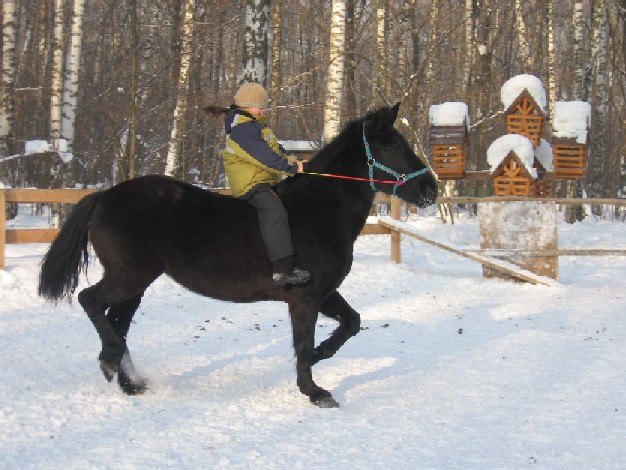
[
  {"xmin": 360, "ymin": 224, "xmax": 391, "ymax": 235},
  {"xmin": 4, "ymin": 188, "xmax": 97, "ymax": 203},
  {"xmin": 377, "ymin": 217, "xmax": 558, "ymax": 286},
  {"xmin": 6, "ymin": 228, "xmax": 59, "ymax": 244},
  {"xmin": 390, "ymin": 198, "xmax": 402, "ymax": 263},
  {"xmin": 0, "ymin": 190, "xmax": 5, "ymax": 268},
  {"xmin": 470, "ymin": 248, "xmax": 626, "ymax": 257},
  {"xmin": 436, "ymin": 196, "xmax": 626, "ymax": 206}
]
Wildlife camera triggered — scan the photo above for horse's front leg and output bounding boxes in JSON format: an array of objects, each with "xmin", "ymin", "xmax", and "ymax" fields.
[
  {"xmin": 288, "ymin": 300, "xmax": 339, "ymax": 408},
  {"xmin": 311, "ymin": 291, "xmax": 361, "ymax": 366}
]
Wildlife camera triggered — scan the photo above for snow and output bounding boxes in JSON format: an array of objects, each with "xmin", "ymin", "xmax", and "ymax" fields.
[
  {"xmin": 23, "ymin": 139, "xmax": 73, "ymax": 163},
  {"xmin": 552, "ymin": 101, "xmax": 591, "ymax": 144},
  {"xmin": 24, "ymin": 140, "xmax": 51, "ymax": 155},
  {"xmin": 428, "ymin": 102, "xmax": 469, "ymax": 127},
  {"xmin": 536, "ymin": 138, "xmax": 554, "ymax": 171},
  {"xmin": 279, "ymin": 140, "xmax": 319, "ymax": 152},
  {"xmin": 2, "ymin": 209, "xmax": 626, "ymax": 468},
  {"xmin": 501, "ymin": 74, "xmax": 547, "ymax": 112},
  {"xmin": 487, "ymin": 134, "xmax": 538, "ymax": 178}
]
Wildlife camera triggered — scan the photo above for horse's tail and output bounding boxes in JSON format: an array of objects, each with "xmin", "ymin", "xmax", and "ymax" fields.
[{"xmin": 38, "ymin": 191, "xmax": 103, "ymax": 302}]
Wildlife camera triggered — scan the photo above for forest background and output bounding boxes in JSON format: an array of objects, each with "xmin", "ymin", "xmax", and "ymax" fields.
[{"xmin": 1, "ymin": 0, "xmax": 624, "ymax": 202}]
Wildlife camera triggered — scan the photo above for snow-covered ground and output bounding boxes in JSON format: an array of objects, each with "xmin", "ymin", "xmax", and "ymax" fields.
[{"xmin": 1, "ymin": 208, "xmax": 625, "ymax": 469}]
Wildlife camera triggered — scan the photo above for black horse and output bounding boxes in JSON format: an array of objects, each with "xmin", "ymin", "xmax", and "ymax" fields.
[{"xmin": 38, "ymin": 103, "xmax": 437, "ymax": 407}]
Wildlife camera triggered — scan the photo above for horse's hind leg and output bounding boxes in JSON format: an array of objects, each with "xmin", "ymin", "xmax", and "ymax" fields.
[
  {"xmin": 78, "ymin": 278, "xmax": 150, "ymax": 390},
  {"xmin": 107, "ymin": 294, "xmax": 147, "ymax": 395},
  {"xmin": 289, "ymin": 300, "xmax": 339, "ymax": 408},
  {"xmin": 311, "ymin": 291, "xmax": 361, "ymax": 366}
]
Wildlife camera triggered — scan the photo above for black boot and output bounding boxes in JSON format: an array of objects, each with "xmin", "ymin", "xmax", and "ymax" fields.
[{"xmin": 272, "ymin": 256, "xmax": 310, "ymax": 286}]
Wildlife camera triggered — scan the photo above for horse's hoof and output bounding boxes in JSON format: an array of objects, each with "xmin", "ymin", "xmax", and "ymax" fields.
[
  {"xmin": 311, "ymin": 395, "xmax": 340, "ymax": 408},
  {"xmin": 99, "ymin": 361, "xmax": 118, "ymax": 382},
  {"xmin": 117, "ymin": 371, "xmax": 148, "ymax": 395}
]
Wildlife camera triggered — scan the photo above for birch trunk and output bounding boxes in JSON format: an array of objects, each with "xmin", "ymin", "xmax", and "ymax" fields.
[
  {"xmin": 514, "ymin": 0, "xmax": 532, "ymax": 71},
  {"xmin": 240, "ymin": 0, "xmax": 270, "ymax": 85},
  {"xmin": 322, "ymin": 0, "xmax": 345, "ymax": 143},
  {"xmin": 127, "ymin": 0, "xmax": 138, "ymax": 179},
  {"xmin": 425, "ymin": 0, "xmax": 439, "ymax": 94},
  {"xmin": 565, "ymin": 0, "xmax": 587, "ymax": 223},
  {"xmin": 373, "ymin": 0, "xmax": 386, "ymax": 106},
  {"xmin": 571, "ymin": 1, "xmax": 585, "ymax": 98},
  {"xmin": 1, "ymin": 0, "xmax": 17, "ymax": 157},
  {"xmin": 546, "ymin": 0, "xmax": 556, "ymax": 119},
  {"xmin": 587, "ymin": 0, "xmax": 608, "ymax": 201},
  {"xmin": 344, "ymin": 0, "xmax": 357, "ymax": 121},
  {"xmin": 50, "ymin": 0, "xmax": 65, "ymax": 142},
  {"xmin": 269, "ymin": 0, "xmax": 283, "ymax": 129},
  {"xmin": 462, "ymin": 0, "xmax": 474, "ymax": 97},
  {"xmin": 165, "ymin": 0, "xmax": 195, "ymax": 178},
  {"xmin": 61, "ymin": 0, "xmax": 86, "ymax": 155}
]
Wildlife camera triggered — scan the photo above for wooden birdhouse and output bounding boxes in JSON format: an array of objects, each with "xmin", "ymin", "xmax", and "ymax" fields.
[
  {"xmin": 504, "ymin": 89, "xmax": 545, "ymax": 147},
  {"xmin": 551, "ymin": 101, "xmax": 591, "ymax": 180},
  {"xmin": 531, "ymin": 139, "xmax": 554, "ymax": 198},
  {"xmin": 487, "ymin": 134, "xmax": 537, "ymax": 197},
  {"xmin": 492, "ymin": 152, "xmax": 535, "ymax": 196},
  {"xmin": 428, "ymin": 102, "xmax": 469, "ymax": 179}
]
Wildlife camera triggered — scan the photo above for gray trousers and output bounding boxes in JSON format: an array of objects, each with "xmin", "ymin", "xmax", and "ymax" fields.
[{"xmin": 242, "ymin": 183, "xmax": 293, "ymax": 262}]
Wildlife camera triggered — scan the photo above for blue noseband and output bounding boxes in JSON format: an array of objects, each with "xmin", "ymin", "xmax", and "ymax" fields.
[{"xmin": 362, "ymin": 122, "xmax": 429, "ymax": 196}]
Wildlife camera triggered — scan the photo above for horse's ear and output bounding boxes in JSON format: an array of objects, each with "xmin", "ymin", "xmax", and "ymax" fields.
[{"xmin": 391, "ymin": 102, "xmax": 401, "ymax": 122}]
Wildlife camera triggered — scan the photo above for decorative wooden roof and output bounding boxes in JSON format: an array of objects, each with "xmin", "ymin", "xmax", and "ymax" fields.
[
  {"xmin": 503, "ymin": 89, "xmax": 546, "ymax": 119},
  {"xmin": 491, "ymin": 151, "xmax": 536, "ymax": 180}
]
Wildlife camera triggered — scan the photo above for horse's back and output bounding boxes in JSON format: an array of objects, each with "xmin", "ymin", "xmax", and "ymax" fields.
[{"xmin": 88, "ymin": 175, "xmax": 275, "ymax": 300}]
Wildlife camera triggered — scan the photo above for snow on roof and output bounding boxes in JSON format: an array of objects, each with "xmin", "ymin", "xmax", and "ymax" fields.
[
  {"xmin": 500, "ymin": 74, "xmax": 546, "ymax": 112},
  {"xmin": 279, "ymin": 140, "xmax": 319, "ymax": 152},
  {"xmin": 428, "ymin": 102, "xmax": 469, "ymax": 127},
  {"xmin": 535, "ymin": 138, "xmax": 553, "ymax": 171},
  {"xmin": 487, "ymin": 134, "xmax": 537, "ymax": 178},
  {"xmin": 552, "ymin": 101, "xmax": 591, "ymax": 144}
]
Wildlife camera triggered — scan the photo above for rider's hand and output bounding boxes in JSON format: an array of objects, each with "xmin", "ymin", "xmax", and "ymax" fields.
[{"xmin": 296, "ymin": 161, "xmax": 304, "ymax": 173}]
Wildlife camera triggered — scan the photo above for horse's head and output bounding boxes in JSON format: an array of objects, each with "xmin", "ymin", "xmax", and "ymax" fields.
[{"xmin": 362, "ymin": 103, "xmax": 438, "ymax": 207}]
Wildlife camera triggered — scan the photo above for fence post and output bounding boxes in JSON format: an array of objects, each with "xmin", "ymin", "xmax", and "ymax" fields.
[
  {"xmin": 390, "ymin": 196, "xmax": 401, "ymax": 263},
  {"xmin": 0, "ymin": 190, "xmax": 5, "ymax": 269}
]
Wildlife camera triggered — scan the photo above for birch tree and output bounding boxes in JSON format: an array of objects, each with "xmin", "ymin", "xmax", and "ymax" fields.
[
  {"xmin": 165, "ymin": 0, "xmax": 195, "ymax": 177},
  {"xmin": 322, "ymin": 0, "xmax": 345, "ymax": 143},
  {"xmin": 269, "ymin": 0, "xmax": 283, "ymax": 129},
  {"xmin": 240, "ymin": 0, "xmax": 270, "ymax": 85},
  {"xmin": 514, "ymin": 0, "xmax": 532, "ymax": 71},
  {"xmin": 1, "ymin": 0, "xmax": 17, "ymax": 157},
  {"xmin": 50, "ymin": 0, "xmax": 65, "ymax": 143},
  {"xmin": 571, "ymin": 1, "xmax": 585, "ymax": 98},
  {"xmin": 546, "ymin": 0, "xmax": 556, "ymax": 119},
  {"xmin": 587, "ymin": 0, "xmax": 609, "ymax": 200},
  {"xmin": 462, "ymin": 0, "xmax": 474, "ymax": 97},
  {"xmin": 61, "ymin": 0, "xmax": 86, "ymax": 155},
  {"xmin": 373, "ymin": 0, "xmax": 387, "ymax": 106}
]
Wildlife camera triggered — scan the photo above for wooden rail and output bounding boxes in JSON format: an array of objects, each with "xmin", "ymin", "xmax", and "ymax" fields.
[{"xmin": 2, "ymin": 189, "xmax": 624, "ymax": 270}]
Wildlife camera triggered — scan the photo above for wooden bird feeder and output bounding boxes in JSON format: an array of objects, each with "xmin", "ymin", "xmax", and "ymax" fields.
[
  {"xmin": 550, "ymin": 101, "xmax": 590, "ymax": 180},
  {"xmin": 428, "ymin": 102, "xmax": 469, "ymax": 179},
  {"xmin": 552, "ymin": 140, "xmax": 587, "ymax": 179},
  {"xmin": 504, "ymin": 89, "xmax": 545, "ymax": 147},
  {"xmin": 491, "ymin": 151, "xmax": 535, "ymax": 197}
]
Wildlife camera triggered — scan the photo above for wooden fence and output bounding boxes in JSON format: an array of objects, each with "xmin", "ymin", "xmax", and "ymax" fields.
[{"xmin": 2, "ymin": 190, "xmax": 625, "ymax": 273}]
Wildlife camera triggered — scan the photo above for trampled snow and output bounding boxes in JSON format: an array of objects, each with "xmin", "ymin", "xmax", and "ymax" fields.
[
  {"xmin": 501, "ymin": 74, "xmax": 547, "ymax": 112},
  {"xmin": 487, "ymin": 134, "xmax": 538, "ymax": 177},
  {"xmin": 1, "ymin": 209, "xmax": 625, "ymax": 468}
]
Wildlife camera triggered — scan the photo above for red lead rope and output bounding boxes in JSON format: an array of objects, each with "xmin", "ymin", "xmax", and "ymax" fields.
[{"xmin": 302, "ymin": 171, "xmax": 400, "ymax": 185}]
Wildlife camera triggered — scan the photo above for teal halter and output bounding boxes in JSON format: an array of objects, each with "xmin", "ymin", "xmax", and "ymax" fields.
[{"xmin": 362, "ymin": 122, "xmax": 429, "ymax": 196}]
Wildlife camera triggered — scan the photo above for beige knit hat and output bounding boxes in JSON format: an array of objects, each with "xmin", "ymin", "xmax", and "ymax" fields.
[{"xmin": 234, "ymin": 82, "xmax": 268, "ymax": 109}]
